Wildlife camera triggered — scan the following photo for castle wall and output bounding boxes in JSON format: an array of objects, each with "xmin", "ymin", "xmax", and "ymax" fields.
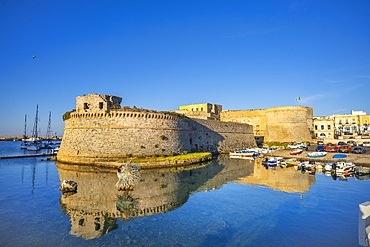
[
  {"xmin": 265, "ymin": 106, "xmax": 312, "ymax": 142},
  {"xmin": 58, "ymin": 110, "xmax": 256, "ymax": 164},
  {"xmin": 221, "ymin": 106, "xmax": 313, "ymax": 143}
]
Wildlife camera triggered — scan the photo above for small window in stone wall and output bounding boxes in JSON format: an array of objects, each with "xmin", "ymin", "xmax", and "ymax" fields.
[
  {"xmin": 328, "ymin": 125, "xmax": 331, "ymax": 130},
  {"xmin": 321, "ymin": 125, "xmax": 324, "ymax": 130},
  {"xmin": 99, "ymin": 102, "xmax": 103, "ymax": 110},
  {"xmin": 84, "ymin": 103, "xmax": 89, "ymax": 110}
]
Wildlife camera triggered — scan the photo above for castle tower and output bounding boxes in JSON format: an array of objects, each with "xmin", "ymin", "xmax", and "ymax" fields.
[{"xmin": 76, "ymin": 94, "xmax": 122, "ymax": 113}]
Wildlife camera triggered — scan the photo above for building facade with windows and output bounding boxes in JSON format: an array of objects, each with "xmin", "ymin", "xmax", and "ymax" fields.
[
  {"xmin": 176, "ymin": 103, "xmax": 223, "ymax": 120},
  {"xmin": 313, "ymin": 117, "xmax": 335, "ymax": 139},
  {"xmin": 359, "ymin": 114, "xmax": 370, "ymax": 135},
  {"xmin": 314, "ymin": 110, "xmax": 370, "ymax": 139}
]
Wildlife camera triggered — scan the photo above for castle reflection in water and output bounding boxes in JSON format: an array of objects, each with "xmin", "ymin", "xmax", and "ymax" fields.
[{"xmin": 57, "ymin": 157, "xmax": 315, "ymax": 240}]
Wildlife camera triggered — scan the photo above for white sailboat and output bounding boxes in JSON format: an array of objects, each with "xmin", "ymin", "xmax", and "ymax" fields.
[
  {"xmin": 20, "ymin": 114, "xmax": 30, "ymax": 149},
  {"xmin": 27, "ymin": 105, "xmax": 41, "ymax": 151}
]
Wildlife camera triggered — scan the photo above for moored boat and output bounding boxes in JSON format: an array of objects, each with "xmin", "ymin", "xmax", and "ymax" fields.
[
  {"xmin": 334, "ymin": 161, "xmax": 355, "ymax": 174},
  {"xmin": 284, "ymin": 158, "xmax": 300, "ymax": 167},
  {"xmin": 26, "ymin": 141, "xmax": 41, "ymax": 151},
  {"xmin": 354, "ymin": 166, "xmax": 370, "ymax": 176},
  {"xmin": 229, "ymin": 149, "xmax": 259, "ymax": 159},
  {"xmin": 290, "ymin": 149, "xmax": 303, "ymax": 155},
  {"xmin": 266, "ymin": 157, "xmax": 283, "ymax": 167},
  {"xmin": 323, "ymin": 162, "xmax": 334, "ymax": 172},
  {"xmin": 307, "ymin": 151, "xmax": 327, "ymax": 158}
]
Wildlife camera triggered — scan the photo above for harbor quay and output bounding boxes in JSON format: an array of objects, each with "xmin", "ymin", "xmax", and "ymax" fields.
[{"xmin": 266, "ymin": 146, "xmax": 370, "ymax": 167}]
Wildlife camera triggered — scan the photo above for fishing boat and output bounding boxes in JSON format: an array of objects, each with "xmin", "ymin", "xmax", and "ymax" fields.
[
  {"xmin": 289, "ymin": 149, "xmax": 303, "ymax": 155},
  {"xmin": 263, "ymin": 157, "xmax": 283, "ymax": 167},
  {"xmin": 354, "ymin": 166, "xmax": 370, "ymax": 176},
  {"xmin": 323, "ymin": 163, "xmax": 334, "ymax": 172},
  {"xmin": 229, "ymin": 149, "xmax": 259, "ymax": 159},
  {"xmin": 307, "ymin": 151, "xmax": 327, "ymax": 158},
  {"xmin": 334, "ymin": 161, "xmax": 355, "ymax": 174},
  {"xmin": 284, "ymin": 158, "xmax": 300, "ymax": 167},
  {"xmin": 298, "ymin": 161, "xmax": 315, "ymax": 170}
]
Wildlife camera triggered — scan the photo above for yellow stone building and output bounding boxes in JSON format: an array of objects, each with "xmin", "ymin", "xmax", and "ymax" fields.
[
  {"xmin": 360, "ymin": 115, "xmax": 370, "ymax": 134},
  {"xmin": 178, "ymin": 104, "xmax": 313, "ymax": 143},
  {"xmin": 313, "ymin": 117, "xmax": 335, "ymax": 139},
  {"xmin": 329, "ymin": 110, "xmax": 370, "ymax": 137},
  {"xmin": 176, "ymin": 103, "xmax": 222, "ymax": 120}
]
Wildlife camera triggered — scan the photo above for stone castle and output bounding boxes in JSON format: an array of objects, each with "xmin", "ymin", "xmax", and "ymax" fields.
[{"xmin": 57, "ymin": 94, "xmax": 312, "ymax": 164}]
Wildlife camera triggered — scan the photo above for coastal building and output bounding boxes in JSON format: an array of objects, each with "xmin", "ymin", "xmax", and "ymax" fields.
[
  {"xmin": 329, "ymin": 110, "xmax": 370, "ymax": 137},
  {"xmin": 359, "ymin": 114, "xmax": 370, "ymax": 135},
  {"xmin": 176, "ymin": 103, "xmax": 222, "ymax": 120},
  {"xmin": 313, "ymin": 116, "xmax": 335, "ymax": 139}
]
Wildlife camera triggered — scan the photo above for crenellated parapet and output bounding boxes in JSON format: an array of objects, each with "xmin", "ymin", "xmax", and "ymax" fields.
[{"xmin": 69, "ymin": 110, "xmax": 182, "ymax": 121}]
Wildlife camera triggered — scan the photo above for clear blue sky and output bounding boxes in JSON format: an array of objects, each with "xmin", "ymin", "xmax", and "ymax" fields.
[{"xmin": 1, "ymin": 0, "xmax": 370, "ymax": 136}]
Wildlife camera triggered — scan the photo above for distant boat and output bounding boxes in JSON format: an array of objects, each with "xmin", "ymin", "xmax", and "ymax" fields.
[
  {"xmin": 307, "ymin": 152, "xmax": 327, "ymax": 158},
  {"xmin": 20, "ymin": 114, "xmax": 29, "ymax": 149},
  {"xmin": 229, "ymin": 149, "xmax": 259, "ymax": 159},
  {"xmin": 26, "ymin": 105, "xmax": 41, "ymax": 151},
  {"xmin": 335, "ymin": 161, "xmax": 355, "ymax": 174},
  {"xmin": 290, "ymin": 149, "xmax": 303, "ymax": 155},
  {"xmin": 262, "ymin": 157, "xmax": 283, "ymax": 167},
  {"xmin": 355, "ymin": 166, "xmax": 370, "ymax": 176}
]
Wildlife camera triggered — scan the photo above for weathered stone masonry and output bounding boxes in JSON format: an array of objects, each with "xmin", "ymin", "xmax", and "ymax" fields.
[
  {"xmin": 58, "ymin": 94, "xmax": 256, "ymax": 164},
  {"xmin": 221, "ymin": 106, "xmax": 313, "ymax": 143}
]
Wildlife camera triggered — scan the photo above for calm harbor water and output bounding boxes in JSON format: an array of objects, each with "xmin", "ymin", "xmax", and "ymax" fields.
[{"xmin": 0, "ymin": 141, "xmax": 369, "ymax": 247}]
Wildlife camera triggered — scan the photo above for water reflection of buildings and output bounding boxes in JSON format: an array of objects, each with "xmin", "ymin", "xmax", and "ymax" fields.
[
  {"xmin": 237, "ymin": 159, "xmax": 316, "ymax": 193},
  {"xmin": 56, "ymin": 156, "xmax": 253, "ymax": 240}
]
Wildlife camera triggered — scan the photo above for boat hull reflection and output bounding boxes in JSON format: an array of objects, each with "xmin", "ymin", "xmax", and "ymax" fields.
[{"xmin": 237, "ymin": 159, "xmax": 316, "ymax": 193}]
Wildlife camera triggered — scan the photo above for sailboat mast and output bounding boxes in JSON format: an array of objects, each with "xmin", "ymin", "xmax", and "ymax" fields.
[
  {"xmin": 23, "ymin": 114, "xmax": 27, "ymax": 138},
  {"xmin": 35, "ymin": 105, "xmax": 38, "ymax": 139},
  {"xmin": 31, "ymin": 105, "xmax": 39, "ymax": 140},
  {"xmin": 46, "ymin": 111, "xmax": 52, "ymax": 139}
]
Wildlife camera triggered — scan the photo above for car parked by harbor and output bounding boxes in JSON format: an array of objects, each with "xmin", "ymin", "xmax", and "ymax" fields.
[
  {"xmin": 324, "ymin": 143, "xmax": 339, "ymax": 152},
  {"xmin": 352, "ymin": 146, "xmax": 366, "ymax": 154},
  {"xmin": 316, "ymin": 145, "xmax": 325, "ymax": 152},
  {"xmin": 347, "ymin": 140, "xmax": 357, "ymax": 146},
  {"xmin": 362, "ymin": 141, "xmax": 370, "ymax": 147},
  {"xmin": 317, "ymin": 140, "xmax": 324, "ymax": 145},
  {"xmin": 338, "ymin": 144, "xmax": 353, "ymax": 153}
]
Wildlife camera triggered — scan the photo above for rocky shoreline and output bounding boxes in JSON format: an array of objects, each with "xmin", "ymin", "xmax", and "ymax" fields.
[{"xmin": 265, "ymin": 149, "xmax": 370, "ymax": 167}]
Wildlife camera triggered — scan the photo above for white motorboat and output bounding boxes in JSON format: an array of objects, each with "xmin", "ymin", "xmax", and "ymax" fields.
[
  {"xmin": 334, "ymin": 162, "xmax": 355, "ymax": 174},
  {"xmin": 307, "ymin": 152, "xmax": 327, "ymax": 158},
  {"xmin": 26, "ymin": 142, "xmax": 41, "ymax": 151},
  {"xmin": 229, "ymin": 149, "xmax": 259, "ymax": 159}
]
